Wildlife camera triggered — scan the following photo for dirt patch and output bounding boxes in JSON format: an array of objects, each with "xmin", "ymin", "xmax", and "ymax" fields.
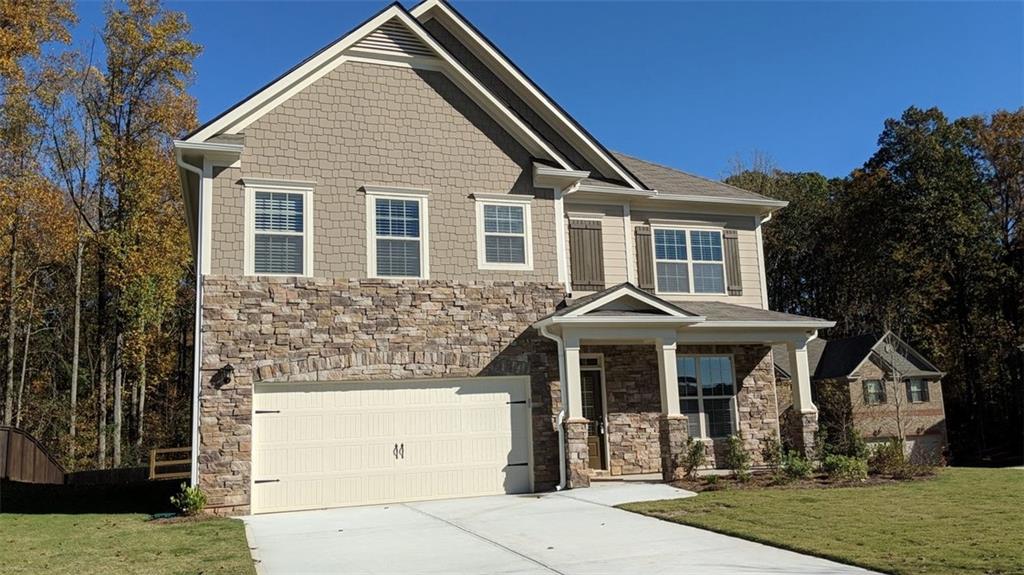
[{"xmin": 148, "ymin": 514, "xmax": 223, "ymax": 525}]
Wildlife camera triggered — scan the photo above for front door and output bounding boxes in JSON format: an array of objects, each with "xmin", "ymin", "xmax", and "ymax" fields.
[{"xmin": 580, "ymin": 367, "xmax": 607, "ymax": 470}]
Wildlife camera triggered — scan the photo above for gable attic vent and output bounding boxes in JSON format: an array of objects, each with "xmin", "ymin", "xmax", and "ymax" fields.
[{"xmin": 351, "ymin": 19, "xmax": 435, "ymax": 58}]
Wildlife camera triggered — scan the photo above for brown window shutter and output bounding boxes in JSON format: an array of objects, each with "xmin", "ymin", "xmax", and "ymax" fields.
[
  {"xmin": 634, "ymin": 225, "xmax": 655, "ymax": 291},
  {"xmin": 568, "ymin": 219, "xmax": 605, "ymax": 291},
  {"xmin": 723, "ymin": 228, "xmax": 743, "ymax": 296}
]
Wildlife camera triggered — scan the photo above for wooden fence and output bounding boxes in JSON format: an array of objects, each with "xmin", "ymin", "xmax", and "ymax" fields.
[
  {"xmin": 148, "ymin": 447, "xmax": 191, "ymax": 480},
  {"xmin": 0, "ymin": 426, "xmax": 66, "ymax": 484}
]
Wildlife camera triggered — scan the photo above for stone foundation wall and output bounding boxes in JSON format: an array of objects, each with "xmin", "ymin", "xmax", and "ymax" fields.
[{"xmin": 200, "ymin": 276, "xmax": 565, "ymax": 514}]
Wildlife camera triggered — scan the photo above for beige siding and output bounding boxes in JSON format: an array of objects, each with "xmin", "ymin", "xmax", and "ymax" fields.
[
  {"xmin": 208, "ymin": 60, "xmax": 557, "ymax": 282},
  {"xmin": 630, "ymin": 210, "xmax": 764, "ymax": 309}
]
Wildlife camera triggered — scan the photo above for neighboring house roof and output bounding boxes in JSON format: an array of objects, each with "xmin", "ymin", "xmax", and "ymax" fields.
[
  {"xmin": 612, "ymin": 153, "xmax": 783, "ymax": 205},
  {"xmin": 773, "ymin": 332, "xmax": 944, "ymax": 380}
]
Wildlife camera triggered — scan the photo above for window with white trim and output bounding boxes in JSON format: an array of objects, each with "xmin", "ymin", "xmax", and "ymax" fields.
[
  {"xmin": 475, "ymin": 196, "xmax": 533, "ymax": 270},
  {"xmin": 373, "ymin": 197, "xmax": 423, "ymax": 277},
  {"xmin": 677, "ymin": 355, "xmax": 737, "ymax": 439},
  {"xmin": 246, "ymin": 183, "xmax": 313, "ymax": 277},
  {"xmin": 653, "ymin": 228, "xmax": 726, "ymax": 294}
]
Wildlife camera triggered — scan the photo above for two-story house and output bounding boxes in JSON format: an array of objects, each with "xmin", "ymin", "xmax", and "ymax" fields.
[{"xmin": 174, "ymin": 0, "xmax": 834, "ymax": 515}]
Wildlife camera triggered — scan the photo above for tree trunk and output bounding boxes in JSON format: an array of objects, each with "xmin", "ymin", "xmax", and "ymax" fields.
[
  {"xmin": 113, "ymin": 331, "xmax": 123, "ymax": 467},
  {"xmin": 69, "ymin": 238, "xmax": 83, "ymax": 468},
  {"xmin": 15, "ymin": 277, "xmax": 36, "ymax": 428},
  {"xmin": 135, "ymin": 350, "xmax": 147, "ymax": 452},
  {"xmin": 4, "ymin": 225, "xmax": 17, "ymax": 427},
  {"xmin": 96, "ymin": 253, "xmax": 108, "ymax": 469}
]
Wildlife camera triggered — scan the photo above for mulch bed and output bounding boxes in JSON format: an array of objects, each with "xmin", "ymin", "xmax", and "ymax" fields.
[{"xmin": 671, "ymin": 471, "xmax": 936, "ymax": 492}]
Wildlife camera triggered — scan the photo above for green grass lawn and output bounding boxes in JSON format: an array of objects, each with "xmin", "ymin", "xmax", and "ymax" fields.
[
  {"xmin": 621, "ymin": 468, "xmax": 1024, "ymax": 575},
  {"xmin": 0, "ymin": 513, "xmax": 256, "ymax": 575}
]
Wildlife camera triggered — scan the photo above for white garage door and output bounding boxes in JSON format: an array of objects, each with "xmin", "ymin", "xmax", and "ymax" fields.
[{"xmin": 251, "ymin": 376, "xmax": 532, "ymax": 514}]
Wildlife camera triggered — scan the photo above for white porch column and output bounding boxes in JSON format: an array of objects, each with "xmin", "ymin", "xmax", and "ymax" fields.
[
  {"xmin": 564, "ymin": 332, "xmax": 583, "ymax": 419},
  {"xmin": 655, "ymin": 337, "xmax": 680, "ymax": 416},
  {"xmin": 786, "ymin": 335, "xmax": 820, "ymax": 457},
  {"xmin": 787, "ymin": 337, "xmax": 817, "ymax": 414}
]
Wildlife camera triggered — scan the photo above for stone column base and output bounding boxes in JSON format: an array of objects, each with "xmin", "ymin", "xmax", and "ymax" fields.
[
  {"xmin": 794, "ymin": 411, "xmax": 819, "ymax": 458},
  {"xmin": 659, "ymin": 414, "xmax": 688, "ymax": 482},
  {"xmin": 564, "ymin": 418, "xmax": 591, "ymax": 488}
]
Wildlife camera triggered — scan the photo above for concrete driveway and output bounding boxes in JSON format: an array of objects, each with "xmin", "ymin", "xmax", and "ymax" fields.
[{"xmin": 243, "ymin": 483, "xmax": 878, "ymax": 575}]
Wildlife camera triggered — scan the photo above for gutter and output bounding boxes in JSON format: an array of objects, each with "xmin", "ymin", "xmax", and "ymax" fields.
[
  {"xmin": 175, "ymin": 149, "xmax": 204, "ymax": 488},
  {"xmin": 538, "ymin": 324, "xmax": 568, "ymax": 491}
]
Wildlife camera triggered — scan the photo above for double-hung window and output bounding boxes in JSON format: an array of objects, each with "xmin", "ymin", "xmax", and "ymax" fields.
[
  {"xmin": 653, "ymin": 228, "xmax": 726, "ymax": 294},
  {"xmin": 365, "ymin": 187, "xmax": 429, "ymax": 279},
  {"xmin": 245, "ymin": 181, "xmax": 313, "ymax": 276},
  {"xmin": 906, "ymin": 379, "xmax": 930, "ymax": 403},
  {"xmin": 475, "ymin": 195, "xmax": 533, "ymax": 270},
  {"xmin": 863, "ymin": 379, "xmax": 887, "ymax": 405},
  {"xmin": 677, "ymin": 355, "xmax": 737, "ymax": 439}
]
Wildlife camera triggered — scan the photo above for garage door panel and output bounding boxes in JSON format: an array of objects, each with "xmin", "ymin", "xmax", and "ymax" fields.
[{"xmin": 252, "ymin": 376, "xmax": 532, "ymax": 514}]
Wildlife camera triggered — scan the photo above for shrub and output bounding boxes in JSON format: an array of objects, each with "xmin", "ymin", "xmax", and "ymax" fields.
[
  {"xmin": 761, "ymin": 437, "xmax": 783, "ymax": 473},
  {"xmin": 724, "ymin": 434, "xmax": 751, "ymax": 481},
  {"xmin": 817, "ymin": 427, "xmax": 868, "ymax": 461},
  {"xmin": 781, "ymin": 450, "xmax": 814, "ymax": 480},
  {"xmin": 868, "ymin": 438, "xmax": 906, "ymax": 475},
  {"xmin": 679, "ymin": 437, "xmax": 708, "ymax": 480},
  {"xmin": 822, "ymin": 454, "xmax": 868, "ymax": 482},
  {"xmin": 170, "ymin": 482, "xmax": 207, "ymax": 516}
]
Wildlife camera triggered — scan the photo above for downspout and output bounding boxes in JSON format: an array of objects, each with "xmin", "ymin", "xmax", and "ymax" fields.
[
  {"xmin": 176, "ymin": 150, "xmax": 204, "ymax": 487},
  {"xmin": 539, "ymin": 323, "xmax": 568, "ymax": 490}
]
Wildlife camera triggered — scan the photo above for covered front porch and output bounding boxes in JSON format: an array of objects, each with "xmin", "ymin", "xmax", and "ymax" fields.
[{"xmin": 534, "ymin": 284, "xmax": 833, "ymax": 488}]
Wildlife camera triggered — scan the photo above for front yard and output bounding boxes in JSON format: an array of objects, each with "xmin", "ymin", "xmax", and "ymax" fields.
[
  {"xmin": 622, "ymin": 467, "xmax": 1023, "ymax": 575},
  {"xmin": 0, "ymin": 513, "xmax": 255, "ymax": 575}
]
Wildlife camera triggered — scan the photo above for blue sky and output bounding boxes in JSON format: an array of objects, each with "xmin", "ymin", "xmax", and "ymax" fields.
[{"xmin": 73, "ymin": 1, "xmax": 1023, "ymax": 179}]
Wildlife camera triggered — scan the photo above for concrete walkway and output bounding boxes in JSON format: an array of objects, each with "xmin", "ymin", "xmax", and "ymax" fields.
[{"xmin": 243, "ymin": 483, "xmax": 879, "ymax": 575}]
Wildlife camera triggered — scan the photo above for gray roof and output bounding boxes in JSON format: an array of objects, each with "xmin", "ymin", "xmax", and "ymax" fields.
[
  {"xmin": 773, "ymin": 332, "xmax": 943, "ymax": 381},
  {"xmin": 544, "ymin": 283, "xmax": 827, "ymax": 325},
  {"xmin": 611, "ymin": 152, "xmax": 780, "ymax": 203},
  {"xmin": 675, "ymin": 301, "xmax": 828, "ymax": 323}
]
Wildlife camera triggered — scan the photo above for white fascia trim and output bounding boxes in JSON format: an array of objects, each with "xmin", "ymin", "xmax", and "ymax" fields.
[
  {"xmin": 567, "ymin": 286, "xmax": 691, "ymax": 319},
  {"xmin": 651, "ymin": 192, "xmax": 789, "ymax": 210},
  {"xmin": 694, "ymin": 320, "xmax": 837, "ymax": 329},
  {"xmin": 533, "ymin": 162, "xmax": 590, "ymax": 189},
  {"xmin": 550, "ymin": 316, "xmax": 704, "ymax": 325},
  {"xmin": 361, "ymin": 185, "xmax": 431, "ymax": 197},
  {"xmin": 173, "ymin": 140, "xmax": 244, "ymax": 154},
  {"xmin": 411, "ymin": 0, "xmax": 646, "ymax": 190},
  {"xmin": 187, "ymin": 7, "xmax": 573, "ymax": 171}
]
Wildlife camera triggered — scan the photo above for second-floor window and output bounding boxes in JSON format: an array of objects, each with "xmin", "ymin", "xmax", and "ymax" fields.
[
  {"xmin": 906, "ymin": 379, "xmax": 930, "ymax": 403},
  {"xmin": 863, "ymin": 379, "xmax": 887, "ymax": 405},
  {"xmin": 475, "ymin": 196, "xmax": 533, "ymax": 270},
  {"xmin": 245, "ymin": 180, "xmax": 313, "ymax": 277},
  {"xmin": 653, "ymin": 228, "xmax": 726, "ymax": 294},
  {"xmin": 373, "ymin": 197, "xmax": 424, "ymax": 278}
]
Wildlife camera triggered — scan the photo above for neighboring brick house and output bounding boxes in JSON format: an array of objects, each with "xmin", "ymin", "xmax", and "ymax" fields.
[
  {"xmin": 774, "ymin": 332, "xmax": 947, "ymax": 462},
  {"xmin": 174, "ymin": 0, "xmax": 833, "ymax": 515}
]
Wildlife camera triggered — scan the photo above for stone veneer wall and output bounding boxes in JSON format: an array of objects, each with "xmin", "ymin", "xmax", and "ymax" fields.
[
  {"xmin": 579, "ymin": 343, "xmax": 780, "ymax": 474},
  {"xmin": 199, "ymin": 276, "xmax": 565, "ymax": 514}
]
